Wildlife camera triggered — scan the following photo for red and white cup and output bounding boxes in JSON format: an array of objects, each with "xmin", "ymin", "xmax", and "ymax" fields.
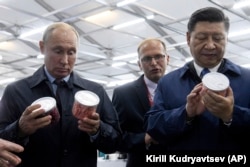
[
  {"xmin": 31, "ymin": 97, "xmax": 60, "ymax": 124},
  {"xmin": 201, "ymin": 72, "xmax": 230, "ymax": 96},
  {"xmin": 72, "ymin": 90, "xmax": 100, "ymax": 119}
]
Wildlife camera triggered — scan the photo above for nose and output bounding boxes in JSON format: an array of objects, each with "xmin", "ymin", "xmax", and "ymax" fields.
[
  {"xmin": 150, "ymin": 57, "xmax": 157, "ymax": 65},
  {"xmin": 205, "ymin": 37, "xmax": 216, "ymax": 49},
  {"xmin": 60, "ymin": 53, "xmax": 69, "ymax": 65}
]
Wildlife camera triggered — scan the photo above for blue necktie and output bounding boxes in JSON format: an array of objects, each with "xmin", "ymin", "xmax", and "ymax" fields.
[{"xmin": 200, "ymin": 68, "xmax": 210, "ymax": 78}]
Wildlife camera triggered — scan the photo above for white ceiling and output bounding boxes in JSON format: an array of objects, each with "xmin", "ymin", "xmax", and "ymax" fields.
[{"xmin": 1, "ymin": 0, "xmax": 250, "ymax": 97}]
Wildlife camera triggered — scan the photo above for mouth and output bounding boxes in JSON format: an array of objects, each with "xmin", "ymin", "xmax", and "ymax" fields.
[
  {"xmin": 151, "ymin": 68, "xmax": 161, "ymax": 73},
  {"xmin": 201, "ymin": 52, "xmax": 216, "ymax": 57},
  {"xmin": 57, "ymin": 68, "xmax": 69, "ymax": 73}
]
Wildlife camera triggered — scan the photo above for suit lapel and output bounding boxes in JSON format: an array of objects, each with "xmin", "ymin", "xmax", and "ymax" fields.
[{"xmin": 134, "ymin": 75, "xmax": 151, "ymax": 113}]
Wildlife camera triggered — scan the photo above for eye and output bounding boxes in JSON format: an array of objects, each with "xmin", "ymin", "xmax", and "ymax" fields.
[
  {"xmin": 196, "ymin": 35, "xmax": 207, "ymax": 40},
  {"xmin": 54, "ymin": 49, "xmax": 62, "ymax": 54},
  {"xmin": 213, "ymin": 35, "xmax": 225, "ymax": 41},
  {"xmin": 142, "ymin": 57, "xmax": 152, "ymax": 62},
  {"xmin": 155, "ymin": 54, "xmax": 165, "ymax": 60},
  {"xmin": 68, "ymin": 50, "xmax": 76, "ymax": 56}
]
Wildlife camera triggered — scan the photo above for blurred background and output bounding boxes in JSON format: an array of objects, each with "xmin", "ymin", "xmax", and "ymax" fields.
[{"xmin": 1, "ymin": 0, "xmax": 250, "ymax": 98}]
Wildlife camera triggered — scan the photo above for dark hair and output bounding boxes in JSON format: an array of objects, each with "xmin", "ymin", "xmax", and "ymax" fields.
[{"xmin": 187, "ymin": 7, "xmax": 230, "ymax": 33}]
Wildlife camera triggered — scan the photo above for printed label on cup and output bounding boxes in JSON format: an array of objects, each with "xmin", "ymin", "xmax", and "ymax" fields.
[
  {"xmin": 72, "ymin": 90, "xmax": 100, "ymax": 119},
  {"xmin": 31, "ymin": 97, "xmax": 60, "ymax": 124},
  {"xmin": 202, "ymin": 72, "xmax": 229, "ymax": 96}
]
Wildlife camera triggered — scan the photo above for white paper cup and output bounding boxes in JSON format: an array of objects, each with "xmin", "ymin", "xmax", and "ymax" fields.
[
  {"xmin": 202, "ymin": 72, "xmax": 229, "ymax": 96},
  {"xmin": 72, "ymin": 90, "xmax": 100, "ymax": 119},
  {"xmin": 31, "ymin": 97, "xmax": 60, "ymax": 124}
]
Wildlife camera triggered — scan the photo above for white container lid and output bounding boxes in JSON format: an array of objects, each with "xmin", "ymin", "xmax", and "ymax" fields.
[
  {"xmin": 202, "ymin": 72, "xmax": 229, "ymax": 91},
  {"xmin": 75, "ymin": 90, "xmax": 100, "ymax": 106},
  {"xmin": 32, "ymin": 97, "xmax": 56, "ymax": 112}
]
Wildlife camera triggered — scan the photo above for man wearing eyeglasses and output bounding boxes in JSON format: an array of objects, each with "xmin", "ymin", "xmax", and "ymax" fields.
[{"xmin": 112, "ymin": 38, "xmax": 169, "ymax": 167}]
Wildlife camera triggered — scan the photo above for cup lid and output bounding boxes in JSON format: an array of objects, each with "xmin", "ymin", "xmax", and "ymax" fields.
[
  {"xmin": 31, "ymin": 97, "xmax": 56, "ymax": 112},
  {"xmin": 202, "ymin": 72, "xmax": 229, "ymax": 91},
  {"xmin": 75, "ymin": 90, "xmax": 100, "ymax": 106}
]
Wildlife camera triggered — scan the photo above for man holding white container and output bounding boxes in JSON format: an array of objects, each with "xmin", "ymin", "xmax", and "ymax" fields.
[
  {"xmin": 0, "ymin": 22, "xmax": 121, "ymax": 167},
  {"xmin": 144, "ymin": 7, "xmax": 250, "ymax": 151}
]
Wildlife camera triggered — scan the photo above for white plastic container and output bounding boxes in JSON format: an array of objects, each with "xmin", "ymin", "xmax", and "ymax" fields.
[
  {"xmin": 72, "ymin": 90, "xmax": 100, "ymax": 119},
  {"xmin": 31, "ymin": 97, "xmax": 60, "ymax": 124},
  {"xmin": 202, "ymin": 72, "xmax": 229, "ymax": 96}
]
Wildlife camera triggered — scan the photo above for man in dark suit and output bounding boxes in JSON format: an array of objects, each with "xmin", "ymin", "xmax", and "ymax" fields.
[
  {"xmin": 112, "ymin": 38, "xmax": 169, "ymax": 167},
  {"xmin": 0, "ymin": 22, "xmax": 121, "ymax": 167}
]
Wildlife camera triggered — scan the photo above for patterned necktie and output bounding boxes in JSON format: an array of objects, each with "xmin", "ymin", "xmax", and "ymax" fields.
[{"xmin": 200, "ymin": 68, "xmax": 210, "ymax": 79}]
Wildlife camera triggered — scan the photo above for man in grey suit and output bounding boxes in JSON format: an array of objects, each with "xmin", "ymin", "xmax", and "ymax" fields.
[{"xmin": 112, "ymin": 38, "xmax": 169, "ymax": 167}]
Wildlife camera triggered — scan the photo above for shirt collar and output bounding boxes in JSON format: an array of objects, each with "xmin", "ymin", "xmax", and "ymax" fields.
[
  {"xmin": 44, "ymin": 66, "xmax": 70, "ymax": 83},
  {"xmin": 143, "ymin": 75, "xmax": 157, "ymax": 97},
  {"xmin": 193, "ymin": 61, "xmax": 221, "ymax": 77}
]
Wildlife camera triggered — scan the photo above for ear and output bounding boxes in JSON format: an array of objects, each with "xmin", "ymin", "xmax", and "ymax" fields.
[
  {"xmin": 166, "ymin": 55, "xmax": 170, "ymax": 65},
  {"xmin": 137, "ymin": 60, "xmax": 142, "ymax": 70},
  {"xmin": 39, "ymin": 41, "xmax": 44, "ymax": 54},
  {"xmin": 186, "ymin": 32, "xmax": 191, "ymax": 46}
]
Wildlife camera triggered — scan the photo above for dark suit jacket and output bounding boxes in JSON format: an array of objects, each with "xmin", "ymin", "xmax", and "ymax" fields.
[
  {"xmin": 0, "ymin": 66, "xmax": 121, "ymax": 167},
  {"xmin": 112, "ymin": 75, "xmax": 152, "ymax": 167}
]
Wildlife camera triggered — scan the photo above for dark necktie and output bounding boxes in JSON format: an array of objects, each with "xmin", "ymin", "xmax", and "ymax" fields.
[
  {"xmin": 200, "ymin": 68, "xmax": 210, "ymax": 78},
  {"xmin": 54, "ymin": 80, "xmax": 66, "ymax": 113}
]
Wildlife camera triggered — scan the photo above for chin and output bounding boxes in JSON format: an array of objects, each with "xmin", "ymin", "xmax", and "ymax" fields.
[{"xmin": 150, "ymin": 75, "xmax": 161, "ymax": 83}]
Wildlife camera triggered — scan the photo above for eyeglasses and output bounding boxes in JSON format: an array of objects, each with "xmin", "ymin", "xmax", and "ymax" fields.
[{"xmin": 140, "ymin": 54, "xmax": 165, "ymax": 64}]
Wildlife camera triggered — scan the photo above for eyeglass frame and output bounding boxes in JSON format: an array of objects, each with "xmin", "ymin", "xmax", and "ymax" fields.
[{"xmin": 140, "ymin": 54, "xmax": 166, "ymax": 64}]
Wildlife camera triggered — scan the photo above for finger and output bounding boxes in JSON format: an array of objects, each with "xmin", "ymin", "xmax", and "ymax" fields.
[
  {"xmin": 0, "ymin": 158, "xmax": 8, "ymax": 167},
  {"xmin": 81, "ymin": 116, "xmax": 99, "ymax": 126},
  {"xmin": 33, "ymin": 115, "xmax": 52, "ymax": 127},
  {"xmin": 4, "ymin": 141, "xmax": 24, "ymax": 153},
  {"xmin": 225, "ymin": 87, "xmax": 233, "ymax": 97},
  {"xmin": 78, "ymin": 119, "xmax": 99, "ymax": 132},
  {"xmin": 0, "ymin": 139, "xmax": 23, "ymax": 154},
  {"xmin": 88, "ymin": 112, "xmax": 99, "ymax": 120},
  {"xmin": 23, "ymin": 104, "xmax": 41, "ymax": 115},
  {"xmin": 3, "ymin": 152, "xmax": 22, "ymax": 166},
  {"xmin": 30, "ymin": 109, "xmax": 46, "ymax": 119}
]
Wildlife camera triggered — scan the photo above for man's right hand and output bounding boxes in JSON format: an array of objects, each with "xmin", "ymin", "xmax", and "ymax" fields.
[
  {"xmin": 186, "ymin": 83, "xmax": 206, "ymax": 118},
  {"xmin": 145, "ymin": 133, "xmax": 159, "ymax": 146},
  {"xmin": 0, "ymin": 139, "xmax": 24, "ymax": 167},
  {"xmin": 18, "ymin": 104, "xmax": 52, "ymax": 137}
]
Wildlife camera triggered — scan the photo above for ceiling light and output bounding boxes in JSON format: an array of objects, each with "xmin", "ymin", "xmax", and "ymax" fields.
[
  {"xmin": 84, "ymin": 10, "xmax": 116, "ymax": 26},
  {"xmin": 146, "ymin": 15, "xmax": 154, "ymax": 20},
  {"xmin": 111, "ymin": 62, "xmax": 127, "ymax": 67},
  {"xmin": 87, "ymin": 78, "xmax": 108, "ymax": 84},
  {"xmin": 185, "ymin": 57, "xmax": 193, "ymax": 62},
  {"xmin": 229, "ymin": 28, "xmax": 250, "ymax": 38},
  {"xmin": 19, "ymin": 26, "xmax": 48, "ymax": 38},
  {"xmin": 112, "ymin": 15, "xmax": 154, "ymax": 30},
  {"xmin": 116, "ymin": 0, "xmax": 138, "ymax": 7},
  {"xmin": 37, "ymin": 54, "xmax": 44, "ymax": 59},
  {"xmin": 241, "ymin": 64, "xmax": 250, "ymax": 68},
  {"xmin": 113, "ymin": 52, "xmax": 137, "ymax": 60},
  {"xmin": 112, "ymin": 18, "xmax": 145, "ymax": 30},
  {"xmin": 129, "ymin": 59, "xmax": 138, "ymax": 64},
  {"xmin": 232, "ymin": 1, "xmax": 250, "ymax": 9},
  {"xmin": 0, "ymin": 78, "xmax": 16, "ymax": 85},
  {"xmin": 79, "ymin": 51, "xmax": 107, "ymax": 59},
  {"xmin": 106, "ymin": 79, "xmax": 135, "ymax": 87}
]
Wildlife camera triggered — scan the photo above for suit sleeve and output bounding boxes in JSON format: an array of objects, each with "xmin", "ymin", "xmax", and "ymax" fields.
[{"xmin": 112, "ymin": 88, "xmax": 146, "ymax": 152}]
